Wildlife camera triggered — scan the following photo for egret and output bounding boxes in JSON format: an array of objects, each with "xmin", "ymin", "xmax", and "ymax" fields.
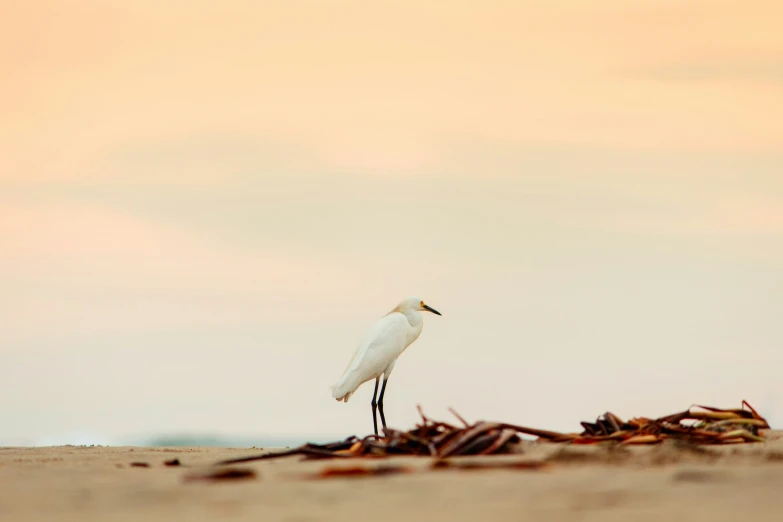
[{"xmin": 331, "ymin": 296, "xmax": 442, "ymax": 435}]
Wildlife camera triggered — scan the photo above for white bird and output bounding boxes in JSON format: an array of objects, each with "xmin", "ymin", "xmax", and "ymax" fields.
[{"xmin": 331, "ymin": 296, "xmax": 442, "ymax": 435}]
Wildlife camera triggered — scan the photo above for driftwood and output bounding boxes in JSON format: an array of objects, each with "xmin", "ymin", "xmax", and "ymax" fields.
[{"xmin": 216, "ymin": 400, "xmax": 770, "ymax": 466}]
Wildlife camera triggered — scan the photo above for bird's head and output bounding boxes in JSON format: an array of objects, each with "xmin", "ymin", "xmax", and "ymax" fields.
[{"xmin": 398, "ymin": 296, "xmax": 442, "ymax": 316}]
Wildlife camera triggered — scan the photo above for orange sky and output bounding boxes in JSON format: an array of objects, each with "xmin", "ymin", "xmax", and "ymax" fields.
[
  {"xmin": 3, "ymin": 0, "xmax": 783, "ymax": 180},
  {"xmin": 1, "ymin": 0, "xmax": 782, "ymax": 444}
]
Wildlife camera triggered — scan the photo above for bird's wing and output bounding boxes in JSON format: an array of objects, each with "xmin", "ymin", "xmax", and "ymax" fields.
[{"xmin": 332, "ymin": 313, "xmax": 408, "ymax": 396}]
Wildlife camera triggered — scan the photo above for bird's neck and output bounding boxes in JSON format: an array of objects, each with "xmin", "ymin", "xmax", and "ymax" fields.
[{"xmin": 402, "ymin": 309, "xmax": 423, "ymax": 328}]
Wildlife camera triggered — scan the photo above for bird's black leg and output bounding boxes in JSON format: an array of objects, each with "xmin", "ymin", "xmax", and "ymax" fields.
[
  {"xmin": 370, "ymin": 377, "xmax": 380, "ymax": 436},
  {"xmin": 377, "ymin": 377, "xmax": 389, "ymax": 433}
]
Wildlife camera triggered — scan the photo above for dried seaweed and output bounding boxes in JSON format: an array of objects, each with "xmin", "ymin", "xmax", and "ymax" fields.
[
  {"xmin": 183, "ymin": 467, "xmax": 257, "ymax": 482},
  {"xmin": 567, "ymin": 400, "xmax": 770, "ymax": 445},
  {"xmin": 214, "ymin": 400, "xmax": 770, "ymax": 466}
]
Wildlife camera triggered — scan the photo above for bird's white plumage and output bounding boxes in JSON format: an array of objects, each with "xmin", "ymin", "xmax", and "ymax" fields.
[
  {"xmin": 331, "ymin": 296, "xmax": 434, "ymax": 403},
  {"xmin": 331, "ymin": 313, "xmax": 409, "ymax": 402}
]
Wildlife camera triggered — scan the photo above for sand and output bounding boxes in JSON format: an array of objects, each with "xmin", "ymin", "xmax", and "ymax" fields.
[{"xmin": 2, "ymin": 432, "xmax": 783, "ymax": 522}]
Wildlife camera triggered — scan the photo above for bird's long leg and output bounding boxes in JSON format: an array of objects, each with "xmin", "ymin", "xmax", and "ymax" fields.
[
  {"xmin": 370, "ymin": 377, "xmax": 380, "ymax": 436},
  {"xmin": 377, "ymin": 377, "xmax": 389, "ymax": 433}
]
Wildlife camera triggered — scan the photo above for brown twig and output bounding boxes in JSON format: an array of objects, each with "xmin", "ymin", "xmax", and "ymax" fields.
[{"xmin": 448, "ymin": 407, "xmax": 470, "ymax": 428}]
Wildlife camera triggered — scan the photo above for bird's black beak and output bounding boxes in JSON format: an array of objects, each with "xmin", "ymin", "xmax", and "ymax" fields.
[{"xmin": 423, "ymin": 304, "xmax": 442, "ymax": 316}]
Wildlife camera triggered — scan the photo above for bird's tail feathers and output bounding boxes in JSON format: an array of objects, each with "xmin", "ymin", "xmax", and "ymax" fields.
[
  {"xmin": 331, "ymin": 377, "xmax": 355, "ymax": 403},
  {"xmin": 336, "ymin": 391, "xmax": 353, "ymax": 402}
]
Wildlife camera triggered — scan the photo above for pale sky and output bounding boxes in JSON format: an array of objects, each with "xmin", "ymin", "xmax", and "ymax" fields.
[{"xmin": 1, "ymin": 0, "xmax": 782, "ymax": 444}]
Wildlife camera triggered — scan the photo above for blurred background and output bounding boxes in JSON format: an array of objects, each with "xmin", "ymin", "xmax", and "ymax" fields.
[{"xmin": 1, "ymin": 0, "xmax": 782, "ymax": 447}]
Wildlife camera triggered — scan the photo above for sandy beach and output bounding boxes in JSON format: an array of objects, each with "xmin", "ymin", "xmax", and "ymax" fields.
[{"xmin": 2, "ymin": 432, "xmax": 783, "ymax": 522}]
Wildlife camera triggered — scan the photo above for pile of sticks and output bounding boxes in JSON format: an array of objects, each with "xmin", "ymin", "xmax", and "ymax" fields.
[
  {"xmin": 218, "ymin": 407, "xmax": 538, "ymax": 465},
  {"xmin": 217, "ymin": 401, "xmax": 770, "ymax": 466},
  {"xmin": 565, "ymin": 400, "xmax": 769, "ymax": 445}
]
